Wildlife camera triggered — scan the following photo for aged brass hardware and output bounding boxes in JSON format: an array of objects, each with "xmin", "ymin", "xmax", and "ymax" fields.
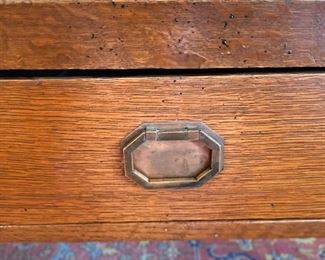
[{"xmin": 121, "ymin": 122, "xmax": 224, "ymax": 188}]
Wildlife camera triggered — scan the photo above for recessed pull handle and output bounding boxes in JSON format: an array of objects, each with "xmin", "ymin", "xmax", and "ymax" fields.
[{"xmin": 121, "ymin": 122, "xmax": 224, "ymax": 189}]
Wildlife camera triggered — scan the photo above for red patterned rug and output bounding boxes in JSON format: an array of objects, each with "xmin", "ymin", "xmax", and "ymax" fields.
[{"xmin": 1, "ymin": 239, "xmax": 324, "ymax": 259}]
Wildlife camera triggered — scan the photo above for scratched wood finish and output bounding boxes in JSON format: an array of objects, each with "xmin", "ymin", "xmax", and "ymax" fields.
[
  {"xmin": 1, "ymin": 1, "xmax": 324, "ymax": 69},
  {"xmin": 0, "ymin": 74, "xmax": 325, "ymax": 233},
  {"xmin": 1, "ymin": 220, "xmax": 325, "ymax": 242}
]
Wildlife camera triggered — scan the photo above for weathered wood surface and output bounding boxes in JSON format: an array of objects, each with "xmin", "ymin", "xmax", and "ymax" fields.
[{"xmin": 0, "ymin": 1, "xmax": 324, "ymax": 69}]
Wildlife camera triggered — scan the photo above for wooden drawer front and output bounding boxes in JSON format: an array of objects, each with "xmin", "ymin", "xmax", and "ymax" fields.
[
  {"xmin": 0, "ymin": 73, "xmax": 324, "ymax": 240},
  {"xmin": 1, "ymin": 1, "xmax": 324, "ymax": 69}
]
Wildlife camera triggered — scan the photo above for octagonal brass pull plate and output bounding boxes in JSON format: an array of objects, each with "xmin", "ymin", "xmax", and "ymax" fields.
[{"xmin": 121, "ymin": 122, "xmax": 224, "ymax": 189}]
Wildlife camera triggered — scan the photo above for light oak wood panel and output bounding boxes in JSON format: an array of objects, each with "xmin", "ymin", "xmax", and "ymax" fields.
[
  {"xmin": 1, "ymin": 220, "xmax": 325, "ymax": 242},
  {"xmin": 0, "ymin": 1, "xmax": 324, "ymax": 69},
  {"xmin": 0, "ymin": 74, "xmax": 324, "ymax": 228}
]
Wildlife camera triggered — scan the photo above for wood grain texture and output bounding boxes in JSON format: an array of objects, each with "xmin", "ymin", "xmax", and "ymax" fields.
[
  {"xmin": 1, "ymin": 220, "xmax": 325, "ymax": 242},
  {"xmin": 0, "ymin": 74, "xmax": 324, "ymax": 237},
  {"xmin": 1, "ymin": 1, "xmax": 324, "ymax": 69}
]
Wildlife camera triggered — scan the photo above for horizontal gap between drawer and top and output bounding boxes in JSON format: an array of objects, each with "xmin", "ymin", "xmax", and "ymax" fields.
[{"xmin": 0, "ymin": 67, "xmax": 325, "ymax": 79}]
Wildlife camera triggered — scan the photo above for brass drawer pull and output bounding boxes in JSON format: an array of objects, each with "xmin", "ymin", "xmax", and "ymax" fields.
[{"xmin": 122, "ymin": 122, "xmax": 224, "ymax": 188}]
